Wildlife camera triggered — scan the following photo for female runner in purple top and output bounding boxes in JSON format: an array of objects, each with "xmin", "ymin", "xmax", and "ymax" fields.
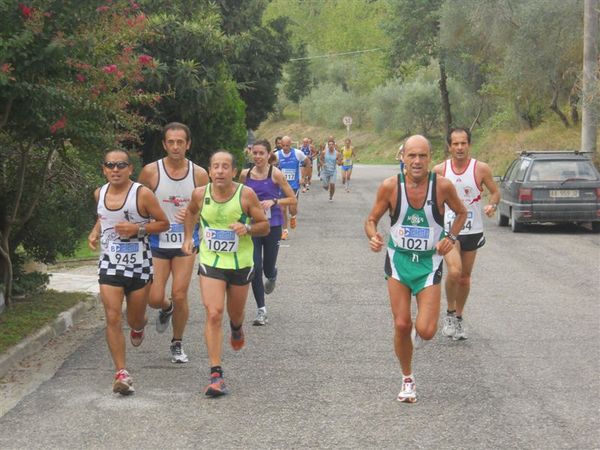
[{"xmin": 239, "ymin": 139, "xmax": 297, "ymax": 326}]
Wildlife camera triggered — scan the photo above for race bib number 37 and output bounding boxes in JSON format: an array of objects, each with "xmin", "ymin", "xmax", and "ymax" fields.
[
  {"xmin": 391, "ymin": 226, "xmax": 434, "ymax": 251},
  {"xmin": 204, "ymin": 228, "xmax": 239, "ymax": 253},
  {"xmin": 107, "ymin": 241, "xmax": 143, "ymax": 266}
]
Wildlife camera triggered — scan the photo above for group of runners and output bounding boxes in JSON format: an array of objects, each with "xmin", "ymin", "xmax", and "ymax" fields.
[{"xmin": 89, "ymin": 122, "xmax": 497, "ymax": 403}]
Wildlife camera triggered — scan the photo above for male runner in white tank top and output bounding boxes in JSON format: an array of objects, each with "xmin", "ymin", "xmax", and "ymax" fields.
[
  {"xmin": 138, "ymin": 123, "xmax": 209, "ymax": 364},
  {"xmin": 433, "ymin": 127, "xmax": 500, "ymax": 341}
]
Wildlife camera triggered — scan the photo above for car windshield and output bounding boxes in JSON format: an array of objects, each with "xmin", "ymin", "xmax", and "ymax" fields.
[{"xmin": 528, "ymin": 160, "xmax": 598, "ymax": 182}]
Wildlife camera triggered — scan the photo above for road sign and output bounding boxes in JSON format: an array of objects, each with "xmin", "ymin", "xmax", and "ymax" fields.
[{"xmin": 342, "ymin": 116, "xmax": 353, "ymax": 126}]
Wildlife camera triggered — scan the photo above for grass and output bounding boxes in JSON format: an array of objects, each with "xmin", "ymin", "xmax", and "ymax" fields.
[
  {"xmin": 0, "ymin": 290, "xmax": 93, "ymax": 353},
  {"xmin": 57, "ymin": 237, "xmax": 98, "ymax": 261}
]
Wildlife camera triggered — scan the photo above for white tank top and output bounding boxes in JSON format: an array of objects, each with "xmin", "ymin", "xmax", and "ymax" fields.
[
  {"xmin": 149, "ymin": 158, "xmax": 199, "ymax": 249},
  {"xmin": 97, "ymin": 182, "xmax": 152, "ymax": 279},
  {"xmin": 443, "ymin": 158, "xmax": 483, "ymax": 235}
]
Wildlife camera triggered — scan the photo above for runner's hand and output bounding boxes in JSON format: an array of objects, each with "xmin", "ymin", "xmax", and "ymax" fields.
[
  {"xmin": 436, "ymin": 237, "xmax": 454, "ymax": 255},
  {"xmin": 87, "ymin": 230, "xmax": 98, "ymax": 250},
  {"xmin": 181, "ymin": 239, "xmax": 194, "ymax": 255},
  {"xmin": 114, "ymin": 222, "xmax": 137, "ymax": 239},
  {"xmin": 230, "ymin": 222, "xmax": 248, "ymax": 236},
  {"xmin": 369, "ymin": 233, "xmax": 384, "ymax": 252},
  {"xmin": 174, "ymin": 208, "xmax": 187, "ymax": 223}
]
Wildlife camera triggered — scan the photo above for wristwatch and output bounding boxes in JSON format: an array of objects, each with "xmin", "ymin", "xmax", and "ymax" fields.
[
  {"xmin": 137, "ymin": 224, "xmax": 147, "ymax": 239},
  {"xmin": 273, "ymin": 198, "xmax": 278, "ymax": 205},
  {"xmin": 245, "ymin": 223, "xmax": 252, "ymax": 234},
  {"xmin": 446, "ymin": 233, "xmax": 457, "ymax": 243},
  {"xmin": 490, "ymin": 203, "xmax": 498, "ymax": 210}
]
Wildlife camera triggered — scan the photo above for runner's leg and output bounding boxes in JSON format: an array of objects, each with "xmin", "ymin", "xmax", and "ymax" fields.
[
  {"xmin": 387, "ymin": 278, "xmax": 413, "ymax": 376},
  {"xmin": 200, "ymin": 275, "xmax": 227, "ymax": 367},
  {"xmin": 170, "ymin": 253, "xmax": 195, "ymax": 340},
  {"xmin": 100, "ymin": 285, "xmax": 127, "ymax": 370}
]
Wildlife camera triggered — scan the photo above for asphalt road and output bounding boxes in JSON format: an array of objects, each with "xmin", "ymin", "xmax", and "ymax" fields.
[{"xmin": 0, "ymin": 164, "xmax": 598, "ymax": 449}]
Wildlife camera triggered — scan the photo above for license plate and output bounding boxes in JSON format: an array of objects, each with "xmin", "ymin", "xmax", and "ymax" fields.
[{"xmin": 549, "ymin": 190, "xmax": 579, "ymax": 198}]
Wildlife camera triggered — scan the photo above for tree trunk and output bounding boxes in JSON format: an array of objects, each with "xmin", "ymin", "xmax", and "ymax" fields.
[
  {"xmin": 550, "ymin": 88, "xmax": 571, "ymax": 128},
  {"xmin": 0, "ymin": 232, "xmax": 13, "ymax": 308},
  {"xmin": 438, "ymin": 57, "xmax": 452, "ymax": 157},
  {"xmin": 582, "ymin": 0, "xmax": 599, "ymax": 153}
]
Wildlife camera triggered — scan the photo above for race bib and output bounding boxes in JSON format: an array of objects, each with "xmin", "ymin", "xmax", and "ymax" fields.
[
  {"xmin": 281, "ymin": 168, "xmax": 296, "ymax": 181},
  {"xmin": 204, "ymin": 227, "xmax": 239, "ymax": 253},
  {"xmin": 446, "ymin": 210, "xmax": 474, "ymax": 232},
  {"xmin": 391, "ymin": 226, "xmax": 435, "ymax": 252},
  {"xmin": 159, "ymin": 223, "xmax": 185, "ymax": 248},
  {"xmin": 106, "ymin": 241, "xmax": 143, "ymax": 266}
]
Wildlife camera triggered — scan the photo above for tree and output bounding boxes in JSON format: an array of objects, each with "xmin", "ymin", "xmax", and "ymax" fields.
[
  {"xmin": 284, "ymin": 41, "xmax": 312, "ymax": 103},
  {"xmin": 386, "ymin": 0, "xmax": 453, "ymax": 137},
  {"xmin": 0, "ymin": 0, "xmax": 157, "ymax": 306}
]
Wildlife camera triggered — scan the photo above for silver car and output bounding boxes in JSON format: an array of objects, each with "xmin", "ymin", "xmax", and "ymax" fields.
[{"xmin": 496, "ymin": 151, "xmax": 600, "ymax": 232}]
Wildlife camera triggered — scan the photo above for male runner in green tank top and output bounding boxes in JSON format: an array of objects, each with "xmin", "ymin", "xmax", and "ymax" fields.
[
  {"xmin": 364, "ymin": 135, "xmax": 467, "ymax": 403},
  {"xmin": 183, "ymin": 150, "xmax": 269, "ymax": 397}
]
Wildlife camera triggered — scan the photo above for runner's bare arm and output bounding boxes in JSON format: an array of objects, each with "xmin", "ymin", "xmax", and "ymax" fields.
[
  {"xmin": 436, "ymin": 177, "xmax": 467, "ymax": 255},
  {"xmin": 182, "ymin": 187, "xmax": 205, "ymax": 254},
  {"xmin": 87, "ymin": 188, "xmax": 101, "ymax": 250},
  {"xmin": 238, "ymin": 168, "xmax": 249, "ymax": 184},
  {"xmin": 193, "ymin": 164, "xmax": 209, "ymax": 187},
  {"xmin": 479, "ymin": 162, "xmax": 501, "ymax": 217},
  {"xmin": 364, "ymin": 177, "xmax": 395, "ymax": 252},
  {"xmin": 137, "ymin": 163, "xmax": 158, "ymax": 190},
  {"xmin": 432, "ymin": 162, "xmax": 444, "ymax": 176},
  {"xmin": 232, "ymin": 187, "xmax": 269, "ymax": 237}
]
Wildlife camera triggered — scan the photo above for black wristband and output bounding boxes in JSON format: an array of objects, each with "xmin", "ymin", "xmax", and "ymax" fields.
[{"xmin": 273, "ymin": 198, "xmax": 278, "ymax": 205}]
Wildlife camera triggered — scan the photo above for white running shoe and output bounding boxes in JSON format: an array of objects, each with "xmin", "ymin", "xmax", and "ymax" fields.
[
  {"xmin": 411, "ymin": 326, "xmax": 425, "ymax": 349},
  {"xmin": 397, "ymin": 376, "xmax": 417, "ymax": 403},
  {"xmin": 253, "ymin": 308, "xmax": 268, "ymax": 326},
  {"xmin": 112, "ymin": 369, "xmax": 134, "ymax": 395},
  {"xmin": 442, "ymin": 315, "xmax": 456, "ymax": 338},
  {"xmin": 170, "ymin": 341, "xmax": 189, "ymax": 363},
  {"xmin": 453, "ymin": 318, "xmax": 468, "ymax": 340}
]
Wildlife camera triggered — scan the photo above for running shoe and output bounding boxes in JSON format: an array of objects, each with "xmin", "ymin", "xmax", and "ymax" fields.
[
  {"xmin": 281, "ymin": 229, "xmax": 289, "ymax": 240},
  {"xmin": 156, "ymin": 301, "xmax": 174, "ymax": 334},
  {"xmin": 301, "ymin": 187, "xmax": 307, "ymax": 193},
  {"xmin": 453, "ymin": 318, "xmax": 468, "ymax": 341},
  {"xmin": 397, "ymin": 376, "xmax": 417, "ymax": 403},
  {"xmin": 290, "ymin": 216, "xmax": 297, "ymax": 229},
  {"xmin": 112, "ymin": 369, "xmax": 134, "ymax": 395},
  {"xmin": 170, "ymin": 341, "xmax": 189, "ymax": 364},
  {"xmin": 253, "ymin": 308, "xmax": 268, "ymax": 326},
  {"xmin": 411, "ymin": 326, "xmax": 425, "ymax": 349},
  {"xmin": 130, "ymin": 328, "xmax": 145, "ymax": 347},
  {"xmin": 204, "ymin": 372, "xmax": 229, "ymax": 397},
  {"xmin": 442, "ymin": 314, "xmax": 456, "ymax": 338},
  {"xmin": 264, "ymin": 277, "xmax": 277, "ymax": 295},
  {"xmin": 230, "ymin": 323, "xmax": 245, "ymax": 351}
]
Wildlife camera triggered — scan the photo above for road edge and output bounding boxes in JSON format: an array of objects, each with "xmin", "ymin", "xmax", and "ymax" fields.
[{"xmin": 0, "ymin": 294, "xmax": 100, "ymax": 380}]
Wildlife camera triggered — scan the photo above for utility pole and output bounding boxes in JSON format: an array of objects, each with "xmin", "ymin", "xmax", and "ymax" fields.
[{"xmin": 581, "ymin": 0, "xmax": 598, "ymax": 153}]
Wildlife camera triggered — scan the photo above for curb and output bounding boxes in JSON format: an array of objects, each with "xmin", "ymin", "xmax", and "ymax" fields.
[{"xmin": 0, "ymin": 294, "xmax": 100, "ymax": 380}]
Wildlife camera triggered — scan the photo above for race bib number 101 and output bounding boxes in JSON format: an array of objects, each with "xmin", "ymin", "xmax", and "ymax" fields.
[{"xmin": 160, "ymin": 223, "xmax": 185, "ymax": 248}]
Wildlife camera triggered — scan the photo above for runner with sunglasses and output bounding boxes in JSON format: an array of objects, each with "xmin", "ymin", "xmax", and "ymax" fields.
[{"xmin": 88, "ymin": 150, "xmax": 169, "ymax": 395}]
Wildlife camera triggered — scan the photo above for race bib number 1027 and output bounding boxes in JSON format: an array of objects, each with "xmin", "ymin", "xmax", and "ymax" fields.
[{"xmin": 204, "ymin": 228, "xmax": 239, "ymax": 253}]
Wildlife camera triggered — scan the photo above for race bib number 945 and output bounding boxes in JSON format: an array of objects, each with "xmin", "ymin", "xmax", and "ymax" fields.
[
  {"xmin": 107, "ymin": 241, "xmax": 143, "ymax": 266},
  {"xmin": 204, "ymin": 228, "xmax": 239, "ymax": 253},
  {"xmin": 391, "ymin": 226, "xmax": 434, "ymax": 251}
]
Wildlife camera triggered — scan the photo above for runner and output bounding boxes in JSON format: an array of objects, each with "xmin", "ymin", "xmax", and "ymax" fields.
[
  {"xmin": 138, "ymin": 122, "xmax": 209, "ymax": 364},
  {"xmin": 340, "ymin": 137, "xmax": 356, "ymax": 192},
  {"xmin": 182, "ymin": 150, "xmax": 269, "ymax": 397},
  {"xmin": 88, "ymin": 149, "xmax": 169, "ymax": 395},
  {"xmin": 364, "ymin": 135, "xmax": 466, "ymax": 403},
  {"xmin": 433, "ymin": 127, "xmax": 500, "ymax": 341},
  {"xmin": 274, "ymin": 135, "xmax": 308, "ymax": 240},
  {"xmin": 299, "ymin": 137, "xmax": 312, "ymax": 193},
  {"xmin": 309, "ymin": 138, "xmax": 318, "ymax": 184},
  {"xmin": 239, "ymin": 139, "xmax": 297, "ymax": 326},
  {"xmin": 395, "ymin": 143, "xmax": 405, "ymax": 173},
  {"xmin": 319, "ymin": 137, "xmax": 342, "ymax": 201}
]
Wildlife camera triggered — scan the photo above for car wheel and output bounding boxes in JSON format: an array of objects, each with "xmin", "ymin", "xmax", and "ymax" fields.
[
  {"xmin": 510, "ymin": 209, "xmax": 524, "ymax": 233},
  {"xmin": 496, "ymin": 208, "xmax": 509, "ymax": 227},
  {"xmin": 592, "ymin": 222, "xmax": 600, "ymax": 233}
]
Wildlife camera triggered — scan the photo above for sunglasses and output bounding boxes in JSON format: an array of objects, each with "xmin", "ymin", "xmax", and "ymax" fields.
[{"xmin": 103, "ymin": 161, "xmax": 130, "ymax": 170}]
